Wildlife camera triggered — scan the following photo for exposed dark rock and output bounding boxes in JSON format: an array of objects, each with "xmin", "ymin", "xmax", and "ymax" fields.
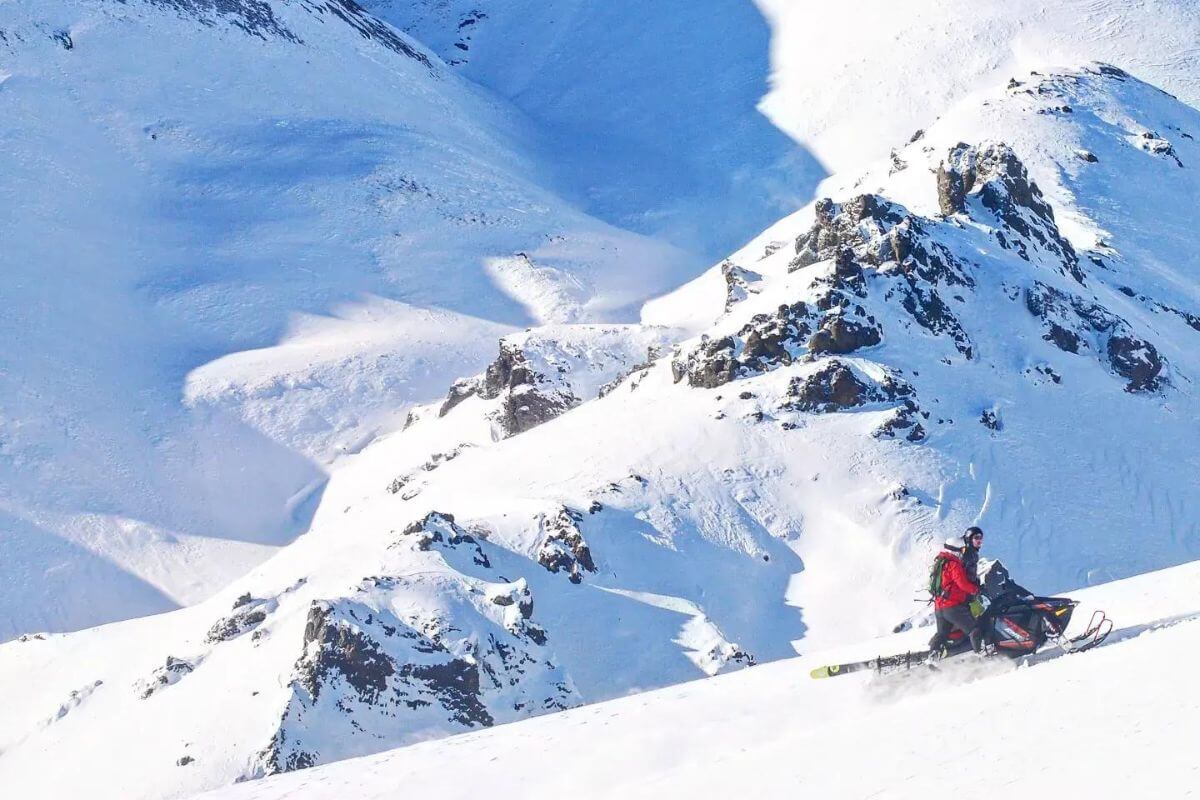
[
  {"xmin": 438, "ymin": 340, "xmax": 579, "ymax": 436},
  {"xmin": 936, "ymin": 152, "xmax": 970, "ymax": 217},
  {"xmin": 140, "ymin": 0, "xmax": 300, "ymax": 43},
  {"xmin": 783, "ymin": 363, "xmax": 869, "ymax": 412},
  {"xmin": 438, "ymin": 378, "xmax": 478, "ymax": 417},
  {"xmin": 1093, "ymin": 63, "xmax": 1130, "ymax": 80},
  {"xmin": 497, "ymin": 387, "xmax": 573, "ymax": 436},
  {"xmin": 781, "ymin": 362, "xmax": 911, "ymax": 415},
  {"xmin": 1044, "ymin": 323, "xmax": 1081, "ymax": 353},
  {"xmin": 400, "ymin": 512, "xmax": 490, "ymax": 568},
  {"xmin": 1107, "ymin": 336, "xmax": 1164, "ymax": 392},
  {"xmin": 1025, "ymin": 282, "xmax": 1166, "ymax": 391},
  {"xmin": 721, "ymin": 261, "xmax": 763, "ymax": 310},
  {"xmin": 139, "ymin": 656, "xmax": 196, "ymax": 699},
  {"xmin": 481, "ymin": 341, "xmax": 535, "ymax": 397},
  {"xmin": 807, "ymin": 315, "xmax": 882, "ymax": 355},
  {"xmin": 258, "ymin": 577, "xmax": 573, "ymax": 776},
  {"xmin": 875, "ymin": 402, "xmax": 928, "ymax": 442},
  {"xmin": 741, "ymin": 303, "xmax": 813, "ymax": 366},
  {"xmin": 937, "ymin": 143, "xmax": 1083, "ymax": 282},
  {"xmin": 980, "ymin": 410, "xmax": 1002, "ymax": 431},
  {"xmin": 206, "ymin": 602, "xmax": 270, "ymax": 643},
  {"xmin": 301, "ymin": 604, "xmax": 401, "ymax": 704},
  {"xmin": 536, "ymin": 507, "xmax": 596, "ymax": 584},
  {"xmin": 791, "ymin": 196, "xmax": 904, "ymax": 273},
  {"xmin": 673, "ymin": 336, "xmax": 739, "ymax": 388},
  {"xmin": 791, "ymin": 194, "xmax": 975, "ymax": 358},
  {"xmin": 176, "ymin": 755, "xmax": 194, "ymax": 767},
  {"xmin": 1137, "ymin": 132, "xmax": 1184, "ymax": 166},
  {"xmin": 1077, "ymin": 150, "xmax": 1099, "ymax": 163},
  {"xmin": 257, "ymin": 727, "xmax": 316, "ymax": 775}
]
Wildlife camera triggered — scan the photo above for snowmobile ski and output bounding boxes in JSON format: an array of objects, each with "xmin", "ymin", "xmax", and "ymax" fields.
[
  {"xmin": 810, "ymin": 650, "xmax": 932, "ymax": 679},
  {"xmin": 1056, "ymin": 609, "xmax": 1113, "ymax": 653}
]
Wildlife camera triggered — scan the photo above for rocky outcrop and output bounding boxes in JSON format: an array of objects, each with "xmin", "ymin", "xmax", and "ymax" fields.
[
  {"xmin": 874, "ymin": 402, "xmax": 928, "ymax": 443},
  {"xmin": 438, "ymin": 328, "xmax": 670, "ymax": 436},
  {"xmin": 781, "ymin": 363, "xmax": 871, "ymax": 412},
  {"xmin": 807, "ymin": 315, "xmax": 882, "ymax": 355},
  {"xmin": 536, "ymin": 507, "xmax": 596, "ymax": 584},
  {"xmin": 791, "ymin": 194, "xmax": 975, "ymax": 358},
  {"xmin": 780, "ymin": 362, "xmax": 913, "ymax": 414},
  {"xmin": 496, "ymin": 386, "xmax": 574, "ymax": 437},
  {"xmin": 672, "ymin": 335, "xmax": 739, "ymax": 389},
  {"xmin": 791, "ymin": 195, "xmax": 906, "ymax": 273},
  {"xmin": 400, "ymin": 511, "xmax": 491, "ymax": 569},
  {"xmin": 722, "ymin": 261, "xmax": 763, "ymax": 311},
  {"xmin": 937, "ymin": 142, "xmax": 1083, "ymax": 282},
  {"xmin": 1107, "ymin": 336, "xmax": 1165, "ymax": 392},
  {"xmin": 1025, "ymin": 282, "xmax": 1165, "ymax": 392},
  {"xmin": 1137, "ymin": 131, "xmax": 1183, "ymax": 166},
  {"xmin": 438, "ymin": 340, "xmax": 579, "ymax": 436},
  {"xmin": 137, "ymin": 656, "xmax": 196, "ymax": 700},
  {"xmin": 205, "ymin": 596, "xmax": 275, "ymax": 643},
  {"xmin": 258, "ymin": 512, "xmax": 577, "ymax": 775}
]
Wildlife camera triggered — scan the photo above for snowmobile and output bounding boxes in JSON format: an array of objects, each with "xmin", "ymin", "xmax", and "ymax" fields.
[{"xmin": 810, "ymin": 561, "xmax": 1112, "ymax": 679}]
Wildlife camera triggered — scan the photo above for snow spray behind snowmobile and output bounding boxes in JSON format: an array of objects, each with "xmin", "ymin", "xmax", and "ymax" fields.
[{"xmin": 810, "ymin": 561, "xmax": 1112, "ymax": 679}]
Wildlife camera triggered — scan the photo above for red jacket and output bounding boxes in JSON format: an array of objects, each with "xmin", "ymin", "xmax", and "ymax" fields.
[{"xmin": 933, "ymin": 549, "xmax": 980, "ymax": 609}]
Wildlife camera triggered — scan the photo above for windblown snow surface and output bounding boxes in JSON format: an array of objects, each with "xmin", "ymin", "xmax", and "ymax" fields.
[{"xmin": 193, "ymin": 560, "xmax": 1200, "ymax": 800}]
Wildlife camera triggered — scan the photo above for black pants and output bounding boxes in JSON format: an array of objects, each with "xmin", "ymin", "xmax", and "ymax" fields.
[{"xmin": 930, "ymin": 604, "xmax": 985, "ymax": 652}]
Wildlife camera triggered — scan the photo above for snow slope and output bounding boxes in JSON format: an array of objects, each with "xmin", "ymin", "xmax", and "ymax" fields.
[
  {"xmin": 362, "ymin": 0, "xmax": 823, "ymax": 259},
  {"xmin": 4, "ymin": 62, "xmax": 1200, "ymax": 800},
  {"xmin": 0, "ymin": 0, "xmax": 701, "ymax": 639},
  {"xmin": 192, "ymin": 559, "xmax": 1200, "ymax": 800}
]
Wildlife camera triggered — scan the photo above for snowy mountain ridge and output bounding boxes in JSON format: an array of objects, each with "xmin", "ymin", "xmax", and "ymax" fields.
[{"xmin": 4, "ymin": 56, "xmax": 1200, "ymax": 800}]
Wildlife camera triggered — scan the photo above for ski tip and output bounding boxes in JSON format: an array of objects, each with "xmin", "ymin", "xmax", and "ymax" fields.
[{"xmin": 809, "ymin": 664, "xmax": 841, "ymax": 679}]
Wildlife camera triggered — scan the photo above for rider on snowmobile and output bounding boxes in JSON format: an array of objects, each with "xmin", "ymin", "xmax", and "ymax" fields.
[{"xmin": 929, "ymin": 527, "xmax": 986, "ymax": 655}]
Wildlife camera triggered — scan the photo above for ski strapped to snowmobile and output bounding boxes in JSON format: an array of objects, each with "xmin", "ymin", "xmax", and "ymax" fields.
[{"xmin": 810, "ymin": 561, "xmax": 1113, "ymax": 680}]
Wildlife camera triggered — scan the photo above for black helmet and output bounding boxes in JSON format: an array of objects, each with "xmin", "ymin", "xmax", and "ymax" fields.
[{"xmin": 964, "ymin": 526, "xmax": 984, "ymax": 549}]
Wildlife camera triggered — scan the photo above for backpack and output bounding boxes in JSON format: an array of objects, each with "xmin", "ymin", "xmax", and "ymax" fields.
[{"xmin": 928, "ymin": 552, "xmax": 951, "ymax": 600}]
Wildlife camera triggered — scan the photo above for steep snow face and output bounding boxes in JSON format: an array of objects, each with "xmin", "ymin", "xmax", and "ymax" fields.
[
  {"xmin": 187, "ymin": 559, "xmax": 1200, "ymax": 800},
  {"xmin": 361, "ymin": 0, "xmax": 824, "ymax": 259},
  {"xmin": 3, "ymin": 65, "xmax": 1200, "ymax": 800},
  {"xmin": 0, "ymin": 0, "xmax": 700, "ymax": 639}
]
